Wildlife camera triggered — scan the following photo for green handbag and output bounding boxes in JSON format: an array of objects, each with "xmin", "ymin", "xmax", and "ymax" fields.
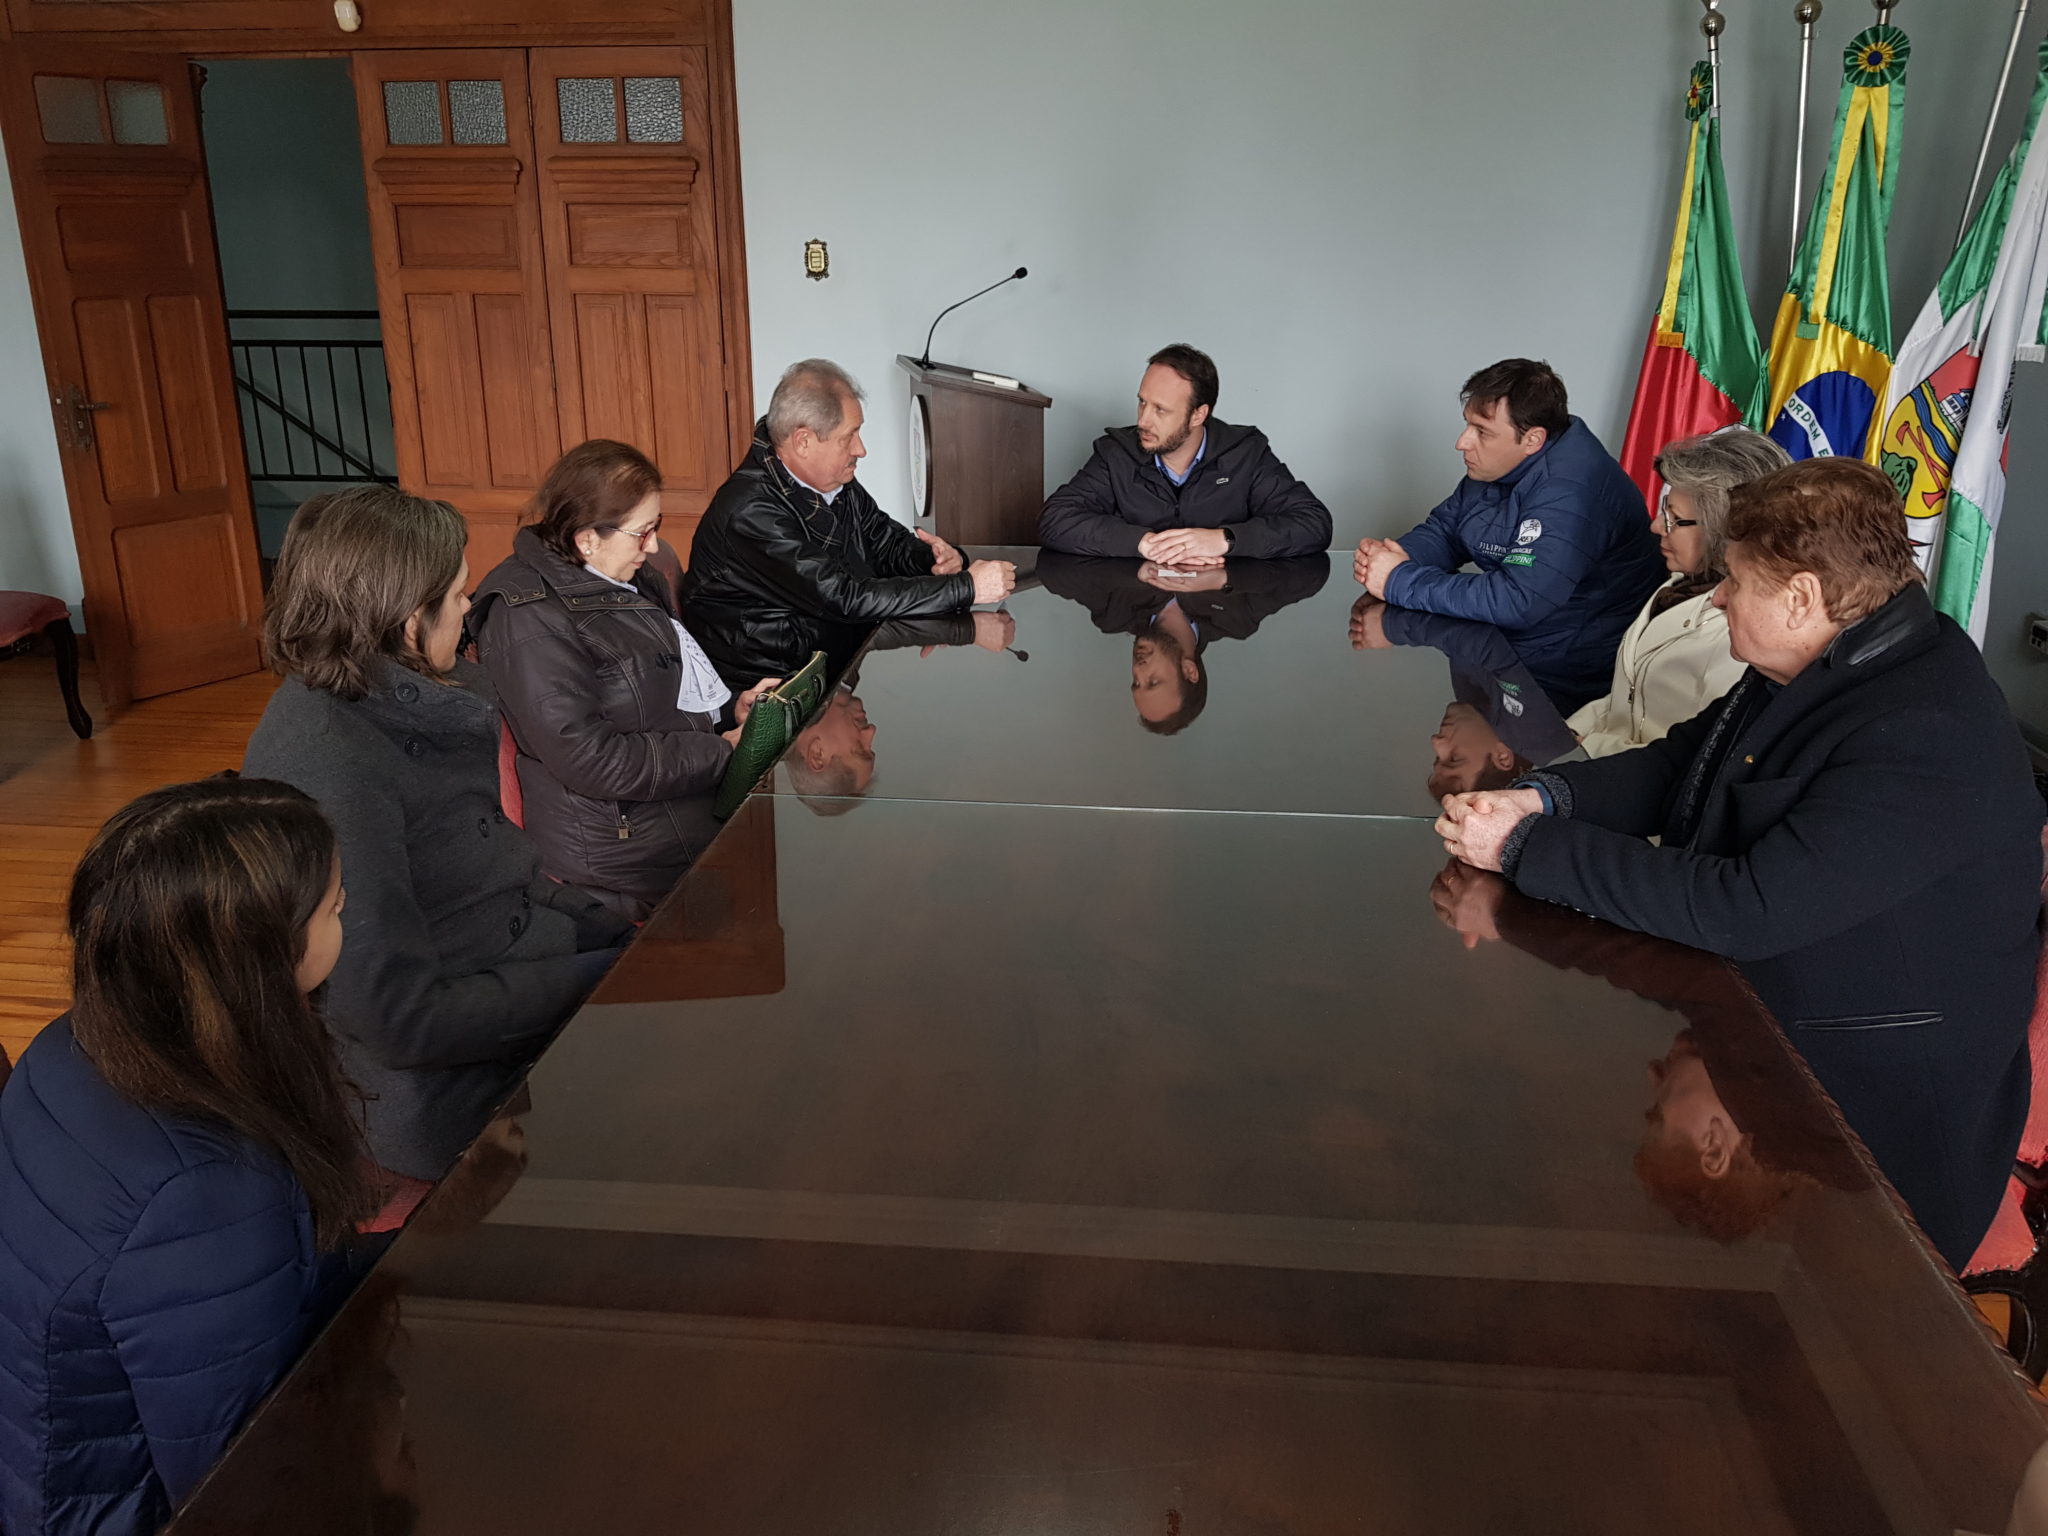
[{"xmin": 711, "ymin": 651, "xmax": 831, "ymax": 819}]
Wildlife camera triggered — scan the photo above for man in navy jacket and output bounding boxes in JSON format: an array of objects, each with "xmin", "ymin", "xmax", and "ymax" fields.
[{"xmin": 1355, "ymin": 359, "xmax": 1665, "ymax": 710}]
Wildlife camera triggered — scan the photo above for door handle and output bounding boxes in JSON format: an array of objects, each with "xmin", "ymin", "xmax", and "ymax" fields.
[{"xmin": 57, "ymin": 385, "xmax": 110, "ymax": 452}]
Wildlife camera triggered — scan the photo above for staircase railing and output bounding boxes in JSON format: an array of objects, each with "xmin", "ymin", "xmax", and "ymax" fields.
[{"xmin": 228, "ymin": 309, "xmax": 396, "ymax": 485}]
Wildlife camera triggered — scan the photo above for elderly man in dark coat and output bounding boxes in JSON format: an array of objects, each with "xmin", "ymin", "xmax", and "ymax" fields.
[
  {"xmin": 677, "ymin": 358, "xmax": 1016, "ymax": 685},
  {"xmin": 1435, "ymin": 457, "xmax": 2044, "ymax": 1268}
]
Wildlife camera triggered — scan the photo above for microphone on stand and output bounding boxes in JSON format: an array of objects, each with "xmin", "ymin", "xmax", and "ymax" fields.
[{"xmin": 918, "ymin": 267, "xmax": 1028, "ymax": 368}]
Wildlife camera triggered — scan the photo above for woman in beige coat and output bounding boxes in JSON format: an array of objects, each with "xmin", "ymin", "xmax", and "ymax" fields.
[{"xmin": 1567, "ymin": 429, "xmax": 1791, "ymax": 758}]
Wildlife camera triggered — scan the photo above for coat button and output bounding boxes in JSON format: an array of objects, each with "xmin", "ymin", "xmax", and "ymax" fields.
[
  {"xmin": 509, "ymin": 914, "xmax": 524, "ymax": 939},
  {"xmin": 494, "ymin": 809, "xmax": 508, "ymax": 823},
  {"xmin": 478, "ymin": 816, "xmax": 490, "ymax": 838},
  {"xmin": 405, "ymin": 737, "xmax": 426, "ymax": 758},
  {"xmin": 395, "ymin": 682, "xmax": 419, "ymax": 703}
]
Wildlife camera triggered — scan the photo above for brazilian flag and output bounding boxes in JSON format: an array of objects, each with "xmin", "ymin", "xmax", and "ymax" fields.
[{"xmin": 1764, "ymin": 25, "xmax": 1909, "ymax": 461}]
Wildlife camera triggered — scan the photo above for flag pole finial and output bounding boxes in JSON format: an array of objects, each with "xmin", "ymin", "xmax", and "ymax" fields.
[{"xmin": 1700, "ymin": 2, "xmax": 1724, "ymax": 94}]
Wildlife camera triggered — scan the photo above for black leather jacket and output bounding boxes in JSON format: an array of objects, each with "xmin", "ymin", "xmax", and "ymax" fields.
[
  {"xmin": 677, "ymin": 422, "xmax": 977, "ymax": 685},
  {"xmin": 473, "ymin": 529, "xmax": 731, "ymax": 919}
]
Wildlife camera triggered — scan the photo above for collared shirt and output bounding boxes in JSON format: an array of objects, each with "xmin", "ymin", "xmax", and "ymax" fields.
[
  {"xmin": 784, "ymin": 461, "xmax": 844, "ymax": 504},
  {"xmin": 584, "ymin": 565, "xmax": 733, "ymax": 715},
  {"xmin": 1147, "ymin": 598, "xmax": 1201, "ymax": 643},
  {"xmin": 1156, "ymin": 430, "xmax": 1207, "ymax": 488}
]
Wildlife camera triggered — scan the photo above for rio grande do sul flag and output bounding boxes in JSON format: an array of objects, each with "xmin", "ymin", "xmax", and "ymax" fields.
[
  {"xmin": 1878, "ymin": 39, "xmax": 2048, "ymax": 607},
  {"xmin": 1619, "ymin": 61, "xmax": 1768, "ymax": 508},
  {"xmin": 1764, "ymin": 26, "xmax": 1909, "ymax": 462},
  {"xmin": 1925, "ymin": 50, "xmax": 2048, "ymax": 640}
]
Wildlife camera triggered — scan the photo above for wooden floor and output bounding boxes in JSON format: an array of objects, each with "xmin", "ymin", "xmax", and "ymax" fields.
[{"xmin": 0, "ymin": 655, "xmax": 275, "ymax": 1065}]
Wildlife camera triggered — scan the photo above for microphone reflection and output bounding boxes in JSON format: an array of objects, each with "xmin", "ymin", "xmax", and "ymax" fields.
[
  {"xmin": 1037, "ymin": 550, "xmax": 1330, "ymax": 735},
  {"xmin": 1429, "ymin": 861, "xmax": 1866, "ymax": 1244}
]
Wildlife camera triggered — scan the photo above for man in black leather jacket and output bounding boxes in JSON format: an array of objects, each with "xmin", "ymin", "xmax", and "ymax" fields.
[{"xmin": 677, "ymin": 358, "xmax": 1016, "ymax": 685}]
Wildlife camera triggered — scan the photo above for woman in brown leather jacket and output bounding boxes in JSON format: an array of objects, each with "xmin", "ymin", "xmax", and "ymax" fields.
[{"xmin": 472, "ymin": 441, "xmax": 777, "ymax": 920}]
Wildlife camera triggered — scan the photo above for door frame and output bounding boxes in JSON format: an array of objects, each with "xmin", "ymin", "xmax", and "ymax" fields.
[{"xmin": 0, "ymin": 0, "xmax": 753, "ymax": 706}]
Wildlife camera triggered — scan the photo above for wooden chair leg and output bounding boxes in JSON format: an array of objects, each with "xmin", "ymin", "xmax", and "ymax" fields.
[{"xmin": 42, "ymin": 617, "xmax": 92, "ymax": 740}]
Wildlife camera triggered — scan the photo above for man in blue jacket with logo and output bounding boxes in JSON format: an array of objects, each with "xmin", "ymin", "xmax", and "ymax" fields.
[{"xmin": 1355, "ymin": 359, "xmax": 1665, "ymax": 711}]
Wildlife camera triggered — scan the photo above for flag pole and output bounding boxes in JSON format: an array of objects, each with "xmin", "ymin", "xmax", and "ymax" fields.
[
  {"xmin": 1873, "ymin": 0, "xmax": 1897, "ymax": 26},
  {"xmin": 1791, "ymin": 0, "xmax": 1823, "ymax": 275},
  {"xmin": 1955, "ymin": 0, "xmax": 2032, "ymax": 248},
  {"xmin": 1701, "ymin": 0, "xmax": 1724, "ymax": 103}
]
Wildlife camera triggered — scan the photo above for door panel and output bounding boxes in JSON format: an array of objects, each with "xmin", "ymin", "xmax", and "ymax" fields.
[
  {"xmin": 353, "ymin": 50, "xmax": 558, "ymax": 577},
  {"xmin": 530, "ymin": 46, "xmax": 729, "ymax": 559},
  {"xmin": 0, "ymin": 45, "xmax": 263, "ymax": 707},
  {"xmin": 152, "ymin": 296, "xmax": 230, "ymax": 490}
]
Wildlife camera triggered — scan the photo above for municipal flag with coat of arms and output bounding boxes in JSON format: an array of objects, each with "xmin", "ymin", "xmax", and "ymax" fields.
[
  {"xmin": 1878, "ymin": 38, "xmax": 2048, "ymax": 640},
  {"xmin": 1619, "ymin": 60, "xmax": 1768, "ymax": 509},
  {"xmin": 1764, "ymin": 25, "xmax": 1909, "ymax": 462}
]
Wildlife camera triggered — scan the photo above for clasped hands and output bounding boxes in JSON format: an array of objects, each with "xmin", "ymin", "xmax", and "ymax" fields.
[
  {"xmin": 1432, "ymin": 786, "xmax": 1544, "ymax": 873},
  {"xmin": 915, "ymin": 530, "xmax": 1015, "ymax": 604},
  {"xmin": 1137, "ymin": 527, "xmax": 1229, "ymax": 567},
  {"xmin": 1352, "ymin": 536, "xmax": 1410, "ymax": 599}
]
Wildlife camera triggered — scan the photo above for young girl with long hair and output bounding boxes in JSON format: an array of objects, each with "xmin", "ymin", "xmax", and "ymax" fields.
[{"xmin": 0, "ymin": 777, "xmax": 372, "ymax": 1536}]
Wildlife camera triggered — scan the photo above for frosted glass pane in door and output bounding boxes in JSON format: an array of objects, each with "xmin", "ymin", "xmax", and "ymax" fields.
[
  {"xmin": 557, "ymin": 77, "xmax": 619, "ymax": 143},
  {"xmin": 383, "ymin": 81, "xmax": 444, "ymax": 146},
  {"xmin": 624, "ymin": 77, "xmax": 683, "ymax": 143},
  {"xmin": 107, "ymin": 81, "xmax": 169, "ymax": 145},
  {"xmin": 448, "ymin": 80, "xmax": 507, "ymax": 146},
  {"xmin": 35, "ymin": 77, "xmax": 105, "ymax": 144}
]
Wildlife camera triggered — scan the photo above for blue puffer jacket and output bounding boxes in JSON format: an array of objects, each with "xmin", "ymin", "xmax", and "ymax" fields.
[
  {"xmin": 0, "ymin": 1020, "xmax": 352, "ymax": 1535},
  {"xmin": 1383, "ymin": 417, "xmax": 1665, "ymax": 710}
]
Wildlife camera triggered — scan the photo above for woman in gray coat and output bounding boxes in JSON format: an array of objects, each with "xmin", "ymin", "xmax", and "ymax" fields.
[
  {"xmin": 244, "ymin": 487, "xmax": 630, "ymax": 1180},
  {"xmin": 471, "ymin": 440, "xmax": 778, "ymax": 919}
]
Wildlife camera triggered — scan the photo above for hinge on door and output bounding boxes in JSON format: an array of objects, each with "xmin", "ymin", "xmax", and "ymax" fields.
[{"xmin": 54, "ymin": 386, "xmax": 109, "ymax": 452}]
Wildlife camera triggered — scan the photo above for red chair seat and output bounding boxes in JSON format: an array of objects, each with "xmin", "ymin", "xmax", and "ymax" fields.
[
  {"xmin": 0, "ymin": 591, "xmax": 67, "ymax": 648},
  {"xmin": 498, "ymin": 717, "xmax": 525, "ymax": 828}
]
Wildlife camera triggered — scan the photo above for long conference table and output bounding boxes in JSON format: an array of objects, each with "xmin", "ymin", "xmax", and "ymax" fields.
[{"xmin": 171, "ymin": 548, "xmax": 2048, "ymax": 1536}]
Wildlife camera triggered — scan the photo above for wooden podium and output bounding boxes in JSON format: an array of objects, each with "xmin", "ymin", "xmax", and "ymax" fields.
[{"xmin": 896, "ymin": 355, "xmax": 1053, "ymax": 545}]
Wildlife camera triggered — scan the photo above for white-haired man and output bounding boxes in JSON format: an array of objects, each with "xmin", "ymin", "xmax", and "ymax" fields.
[{"xmin": 677, "ymin": 359, "xmax": 1015, "ymax": 684}]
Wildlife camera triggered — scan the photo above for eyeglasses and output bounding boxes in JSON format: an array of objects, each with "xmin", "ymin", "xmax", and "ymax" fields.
[
  {"xmin": 1656, "ymin": 486, "xmax": 1698, "ymax": 536},
  {"xmin": 599, "ymin": 516, "xmax": 663, "ymax": 547}
]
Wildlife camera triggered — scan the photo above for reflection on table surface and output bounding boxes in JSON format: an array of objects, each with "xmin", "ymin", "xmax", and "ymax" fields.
[
  {"xmin": 764, "ymin": 547, "xmax": 1577, "ymax": 818},
  {"xmin": 172, "ymin": 798, "xmax": 2047, "ymax": 1536}
]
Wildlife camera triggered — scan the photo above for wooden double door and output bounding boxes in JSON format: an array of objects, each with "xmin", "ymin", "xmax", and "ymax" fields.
[
  {"xmin": 2, "ymin": 39, "xmax": 748, "ymax": 709},
  {"xmin": 355, "ymin": 46, "xmax": 745, "ymax": 579}
]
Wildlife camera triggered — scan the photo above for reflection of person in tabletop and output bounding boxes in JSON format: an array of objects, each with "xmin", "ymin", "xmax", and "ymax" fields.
[
  {"xmin": 786, "ymin": 686, "xmax": 878, "ymax": 807},
  {"xmin": 1431, "ymin": 860, "xmax": 1863, "ymax": 1243},
  {"xmin": 781, "ymin": 612, "xmax": 1017, "ymax": 810},
  {"xmin": 1039, "ymin": 549, "xmax": 1329, "ymax": 735},
  {"xmin": 1351, "ymin": 595, "xmax": 1578, "ymax": 799}
]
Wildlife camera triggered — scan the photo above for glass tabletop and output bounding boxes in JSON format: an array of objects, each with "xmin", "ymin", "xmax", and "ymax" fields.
[
  {"xmin": 171, "ymin": 797, "xmax": 2046, "ymax": 1536},
  {"xmin": 764, "ymin": 548, "xmax": 1580, "ymax": 819}
]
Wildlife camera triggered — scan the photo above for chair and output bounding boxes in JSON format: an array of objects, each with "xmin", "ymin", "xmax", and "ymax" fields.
[
  {"xmin": 497, "ymin": 718, "xmax": 525, "ymax": 828},
  {"xmin": 1960, "ymin": 832, "xmax": 2048, "ymax": 1378},
  {"xmin": 0, "ymin": 592, "xmax": 91, "ymax": 739}
]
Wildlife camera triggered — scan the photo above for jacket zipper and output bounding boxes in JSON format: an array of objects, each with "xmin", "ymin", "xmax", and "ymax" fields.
[{"xmin": 616, "ymin": 808, "xmax": 631, "ymax": 840}]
